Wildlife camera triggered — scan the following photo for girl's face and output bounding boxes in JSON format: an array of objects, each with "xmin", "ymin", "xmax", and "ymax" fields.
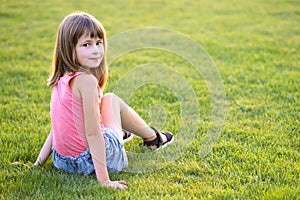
[{"xmin": 75, "ymin": 33, "xmax": 104, "ymax": 69}]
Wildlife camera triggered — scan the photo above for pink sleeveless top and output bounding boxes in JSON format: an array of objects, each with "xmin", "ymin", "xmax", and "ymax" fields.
[{"xmin": 51, "ymin": 72, "xmax": 104, "ymax": 157}]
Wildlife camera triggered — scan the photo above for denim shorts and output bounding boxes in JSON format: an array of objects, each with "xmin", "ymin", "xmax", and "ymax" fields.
[{"xmin": 52, "ymin": 127, "xmax": 128, "ymax": 175}]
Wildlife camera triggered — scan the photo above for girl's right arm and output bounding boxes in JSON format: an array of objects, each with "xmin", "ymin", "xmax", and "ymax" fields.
[
  {"xmin": 75, "ymin": 74, "xmax": 127, "ymax": 190},
  {"xmin": 33, "ymin": 130, "xmax": 53, "ymax": 166}
]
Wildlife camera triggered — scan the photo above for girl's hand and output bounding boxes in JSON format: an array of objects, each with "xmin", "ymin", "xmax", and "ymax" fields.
[
  {"xmin": 100, "ymin": 180, "xmax": 127, "ymax": 190},
  {"xmin": 32, "ymin": 157, "xmax": 42, "ymax": 167}
]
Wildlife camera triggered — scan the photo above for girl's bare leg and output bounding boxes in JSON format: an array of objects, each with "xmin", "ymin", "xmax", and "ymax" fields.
[{"xmin": 100, "ymin": 93, "xmax": 166, "ymax": 142}]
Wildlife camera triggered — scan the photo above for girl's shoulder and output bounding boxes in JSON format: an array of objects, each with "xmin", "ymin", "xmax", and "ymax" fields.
[
  {"xmin": 71, "ymin": 73, "xmax": 99, "ymax": 97},
  {"xmin": 76, "ymin": 73, "xmax": 98, "ymax": 85}
]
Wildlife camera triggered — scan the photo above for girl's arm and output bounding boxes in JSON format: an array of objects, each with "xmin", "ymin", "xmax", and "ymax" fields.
[
  {"xmin": 33, "ymin": 130, "xmax": 53, "ymax": 166},
  {"xmin": 76, "ymin": 74, "xmax": 127, "ymax": 190}
]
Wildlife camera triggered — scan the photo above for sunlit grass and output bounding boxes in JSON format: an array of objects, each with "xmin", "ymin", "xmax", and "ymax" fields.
[{"xmin": 1, "ymin": 0, "xmax": 299, "ymax": 199}]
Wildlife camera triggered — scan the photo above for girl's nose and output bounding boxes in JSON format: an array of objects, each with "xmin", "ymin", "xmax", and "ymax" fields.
[
  {"xmin": 91, "ymin": 45, "xmax": 101, "ymax": 55},
  {"xmin": 92, "ymin": 44, "xmax": 100, "ymax": 51}
]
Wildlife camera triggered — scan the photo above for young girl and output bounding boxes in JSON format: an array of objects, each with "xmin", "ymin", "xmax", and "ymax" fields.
[{"xmin": 33, "ymin": 12, "xmax": 174, "ymax": 190}]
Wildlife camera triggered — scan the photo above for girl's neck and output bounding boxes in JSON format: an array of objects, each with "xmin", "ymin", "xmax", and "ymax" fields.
[{"xmin": 78, "ymin": 66, "xmax": 91, "ymax": 73}]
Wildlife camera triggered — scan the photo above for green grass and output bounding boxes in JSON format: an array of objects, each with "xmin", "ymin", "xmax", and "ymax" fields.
[{"xmin": 1, "ymin": 0, "xmax": 299, "ymax": 199}]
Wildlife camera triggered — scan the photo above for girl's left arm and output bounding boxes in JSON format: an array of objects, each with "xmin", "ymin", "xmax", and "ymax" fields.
[
  {"xmin": 33, "ymin": 130, "xmax": 53, "ymax": 166},
  {"xmin": 77, "ymin": 74, "xmax": 127, "ymax": 190}
]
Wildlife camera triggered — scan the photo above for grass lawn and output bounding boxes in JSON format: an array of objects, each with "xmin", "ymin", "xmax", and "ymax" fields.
[{"xmin": 0, "ymin": 0, "xmax": 299, "ymax": 199}]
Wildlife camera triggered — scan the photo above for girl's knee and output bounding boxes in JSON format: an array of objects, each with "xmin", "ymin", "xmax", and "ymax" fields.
[
  {"xmin": 101, "ymin": 93, "xmax": 125, "ymax": 108},
  {"xmin": 102, "ymin": 92, "xmax": 114, "ymax": 99},
  {"xmin": 102, "ymin": 93, "xmax": 119, "ymax": 103}
]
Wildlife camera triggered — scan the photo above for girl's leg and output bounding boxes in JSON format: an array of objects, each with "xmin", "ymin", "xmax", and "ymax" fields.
[{"xmin": 100, "ymin": 93, "xmax": 166, "ymax": 142}]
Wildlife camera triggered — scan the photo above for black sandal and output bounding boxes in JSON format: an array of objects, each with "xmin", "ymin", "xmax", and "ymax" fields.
[
  {"xmin": 143, "ymin": 127, "xmax": 174, "ymax": 150},
  {"xmin": 123, "ymin": 130, "xmax": 134, "ymax": 143}
]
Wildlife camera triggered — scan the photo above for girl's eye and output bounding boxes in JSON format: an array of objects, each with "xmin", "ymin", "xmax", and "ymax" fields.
[
  {"xmin": 83, "ymin": 43, "xmax": 90, "ymax": 47},
  {"xmin": 96, "ymin": 41, "xmax": 103, "ymax": 45}
]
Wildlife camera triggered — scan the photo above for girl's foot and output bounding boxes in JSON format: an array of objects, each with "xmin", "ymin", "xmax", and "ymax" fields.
[
  {"xmin": 143, "ymin": 127, "xmax": 174, "ymax": 150},
  {"xmin": 123, "ymin": 130, "xmax": 134, "ymax": 143}
]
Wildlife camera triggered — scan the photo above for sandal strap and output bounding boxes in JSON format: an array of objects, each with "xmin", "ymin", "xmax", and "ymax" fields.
[
  {"xmin": 143, "ymin": 127, "xmax": 163, "ymax": 148},
  {"xmin": 123, "ymin": 130, "xmax": 129, "ymax": 139},
  {"xmin": 152, "ymin": 127, "xmax": 173, "ymax": 144},
  {"xmin": 151, "ymin": 127, "xmax": 163, "ymax": 147},
  {"xmin": 163, "ymin": 132, "xmax": 173, "ymax": 142}
]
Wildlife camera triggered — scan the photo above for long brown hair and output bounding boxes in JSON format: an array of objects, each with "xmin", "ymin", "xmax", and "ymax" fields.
[{"xmin": 48, "ymin": 12, "xmax": 108, "ymax": 89}]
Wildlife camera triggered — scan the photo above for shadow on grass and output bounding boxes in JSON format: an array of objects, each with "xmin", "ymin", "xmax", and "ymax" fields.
[{"xmin": 3, "ymin": 162, "xmax": 117, "ymax": 200}]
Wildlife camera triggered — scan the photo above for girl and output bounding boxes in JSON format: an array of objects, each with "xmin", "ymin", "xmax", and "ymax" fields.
[{"xmin": 33, "ymin": 12, "xmax": 174, "ymax": 190}]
